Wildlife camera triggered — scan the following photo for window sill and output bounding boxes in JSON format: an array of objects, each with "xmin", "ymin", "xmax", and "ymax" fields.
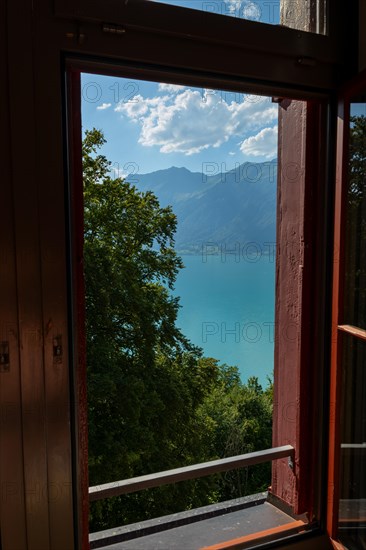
[{"xmin": 89, "ymin": 493, "xmax": 307, "ymax": 549}]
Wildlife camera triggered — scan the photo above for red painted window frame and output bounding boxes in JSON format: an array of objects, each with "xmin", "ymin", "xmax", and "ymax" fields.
[
  {"xmin": 67, "ymin": 69, "xmax": 331, "ymax": 547},
  {"xmin": 61, "ymin": 6, "xmax": 350, "ymax": 548},
  {"xmin": 327, "ymin": 68, "xmax": 366, "ymax": 546}
]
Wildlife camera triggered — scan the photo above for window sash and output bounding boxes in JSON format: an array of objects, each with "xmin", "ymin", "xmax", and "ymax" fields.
[
  {"xmin": 56, "ymin": 0, "xmax": 341, "ymax": 94},
  {"xmin": 328, "ymin": 69, "xmax": 366, "ymax": 543}
]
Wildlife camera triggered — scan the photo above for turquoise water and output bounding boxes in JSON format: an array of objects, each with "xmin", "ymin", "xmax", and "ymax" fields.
[{"xmin": 173, "ymin": 254, "xmax": 275, "ymax": 387}]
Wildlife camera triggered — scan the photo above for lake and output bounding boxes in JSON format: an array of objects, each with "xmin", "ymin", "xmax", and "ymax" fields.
[{"xmin": 173, "ymin": 253, "xmax": 275, "ymax": 387}]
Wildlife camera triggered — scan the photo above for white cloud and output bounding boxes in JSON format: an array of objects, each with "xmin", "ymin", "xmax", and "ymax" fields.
[
  {"xmin": 115, "ymin": 94, "xmax": 169, "ymax": 120},
  {"xmin": 223, "ymin": 0, "xmax": 262, "ymax": 20},
  {"xmin": 241, "ymin": 1, "xmax": 262, "ymax": 21},
  {"xmin": 224, "ymin": 0, "xmax": 241, "ymax": 14},
  {"xmin": 158, "ymin": 83, "xmax": 186, "ymax": 93},
  {"xmin": 97, "ymin": 102, "xmax": 112, "ymax": 110},
  {"xmin": 115, "ymin": 94, "xmax": 149, "ymax": 119},
  {"xmin": 115, "ymin": 88, "xmax": 277, "ymax": 156},
  {"xmin": 111, "ymin": 167, "xmax": 127, "ymax": 179},
  {"xmin": 240, "ymin": 125, "xmax": 278, "ymax": 159}
]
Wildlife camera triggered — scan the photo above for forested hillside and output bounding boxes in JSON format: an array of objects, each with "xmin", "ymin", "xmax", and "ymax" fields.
[{"xmin": 129, "ymin": 161, "xmax": 277, "ymax": 254}]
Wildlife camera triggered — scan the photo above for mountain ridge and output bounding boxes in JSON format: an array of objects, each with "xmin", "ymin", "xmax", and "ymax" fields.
[{"xmin": 127, "ymin": 161, "xmax": 277, "ymax": 254}]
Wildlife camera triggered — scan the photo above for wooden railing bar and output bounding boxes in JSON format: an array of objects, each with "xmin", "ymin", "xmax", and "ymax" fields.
[
  {"xmin": 89, "ymin": 445, "xmax": 294, "ymax": 501},
  {"xmin": 338, "ymin": 324, "xmax": 366, "ymax": 341},
  {"xmin": 341, "ymin": 443, "xmax": 366, "ymax": 449}
]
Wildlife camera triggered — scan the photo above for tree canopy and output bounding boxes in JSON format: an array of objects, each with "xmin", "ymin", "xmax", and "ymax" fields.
[{"xmin": 344, "ymin": 115, "xmax": 366, "ymax": 328}]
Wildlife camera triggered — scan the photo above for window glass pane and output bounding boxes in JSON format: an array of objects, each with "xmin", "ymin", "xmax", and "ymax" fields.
[
  {"xmin": 148, "ymin": 0, "xmax": 327, "ymax": 34},
  {"xmin": 344, "ymin": 101, "xmax": 366, "ymax": 329},
  {"xmin": 81, "ymin": 73, "xmax": 277, "ymax": 532},
  {"xmin": 338, "ymin": 334, "xmax": 366, "ymax": 548},
  {"xmin": 151, "ymin": 0, "xmax": 280, "ymax": 24}
]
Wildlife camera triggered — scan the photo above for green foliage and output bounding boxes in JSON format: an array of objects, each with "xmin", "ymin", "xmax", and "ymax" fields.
[
  {"xmin": 345, "ymin": 115, "xmax": 366, "ymax": 325},
  {"xmin": 349, "ymin": 115, "xmax": 366, "ymax": 203},
  {"xmin": 83, "ymin": 129, "xmax": 273, "ymax": 532},
  {"xmin": 197, "ymin": 373, "xmax": 273, "ymax": 500}
]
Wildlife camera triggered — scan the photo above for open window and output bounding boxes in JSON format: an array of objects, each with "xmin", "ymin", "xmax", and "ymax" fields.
[
  {"xmin": 328, "ymin": 71, "xmax": 366, "ymax": 549},
  {"xmin": 1, "ymin": 1, "xmax": 359, "ymax": 549},
  {"xmin": 61, "ymin": 0, "xmax": 349, "ymax": 547},
  {"xmin": 77, "ymin": 70, "xmax": 294, "ymax": 543},
  {"xmin": 67, "ymin": 58, "xmax": 331, "ymax": 550}
]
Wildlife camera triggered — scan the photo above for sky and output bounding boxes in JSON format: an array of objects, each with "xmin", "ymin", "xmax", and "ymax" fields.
[
  {"xmin": 80, "ymin": 0, "xmax": 280, "ymax": 175},
  {"xmin": 151, "ymin": 0, "xmax": 280, "ymax": 24},
  {"xmin": 81, "ymin": 74, "xmax": 278, "ymax": 175}
]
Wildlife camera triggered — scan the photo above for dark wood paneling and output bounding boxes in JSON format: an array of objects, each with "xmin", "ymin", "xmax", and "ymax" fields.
[
  {"xmin": 56, "ymin": 20, "xmax": 336, "ymax": 96},
  {"xmin": 34, "ymin": 3, "xmax": 75, "ymax": 548},
  {"xmin": 7, "ymin": 0, "xmax": 51, "ymax": 547},
  {"xmin": 67, "ymin": 68, "xmax": 90, "ymax": 550},
  {"xmin": 0, "ymin": 0, "xmax": 27, "ymax": 548},
  {"xmin": 2, "ymin": 0, "xmax": 76, "ymax": 548},
  {"xmin": 54, "ymin": 0, "xmax": 339, "ymax": 63}
]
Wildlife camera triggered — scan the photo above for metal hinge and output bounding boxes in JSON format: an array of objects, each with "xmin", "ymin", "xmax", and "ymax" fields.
[
  {"xmin": 53, "ymin": 336, "xmax": 63, "ymax": 364},
  {"xmin": 65, "ymin": 25, "xmax": 85, "ymax": 44},
  {"xmin": 288, "ymin": 456, "xmax": 294, "ymax": 470},
  {"xmin": 297, "ymin": 56, "xmax": 316, "ymax": 67},
  {"xmin": 102, "ymin": 23, "xmax": 126, "ymax": 36},
  {"xmin": 0, "ymin": 342, "xmax": 10, "ymax": 373}
]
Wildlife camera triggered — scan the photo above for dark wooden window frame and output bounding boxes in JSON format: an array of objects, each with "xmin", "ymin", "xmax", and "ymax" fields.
[
  {"xmin": 327, "ymin": 68, "xmax": 366, "ymax": 546},
  {"xmin": 66, "ymin": 54, "xmax": 333, "ymax": 550}
]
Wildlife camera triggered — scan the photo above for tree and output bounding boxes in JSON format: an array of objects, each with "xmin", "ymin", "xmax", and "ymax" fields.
[
  {"xmin": 198, "ymin": 372, "xmax": 273, "ymax": 500},
  {"xmin": 345, "ymin": 115, "xmax": 366, "ymax": 326},
  {"xmin": 83, "ymin": 129, "xmax": 222, "ymax": 530}
]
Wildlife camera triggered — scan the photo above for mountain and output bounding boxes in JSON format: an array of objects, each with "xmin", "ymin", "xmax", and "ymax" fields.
[{"xmin": 127, "ymin": 162, "xmax": 277, "ymax": 254}]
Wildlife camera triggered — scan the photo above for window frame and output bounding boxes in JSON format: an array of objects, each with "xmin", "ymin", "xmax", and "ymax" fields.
[
  {"xmin": 66, "ymin": 61, "xmax": 332, "ymax": 550},
  {"xmin": 0, "ymin": 0, "xmax": 355, "ymax": 548},
  {"xmin": 55, "ymin": 0, "xmax": 347, "ymax": 96},
  {"xmin": 60, "ymin": 0, "xmax": 346, "ymax": 541},
  {"xmin": 327, "ymin": 68, "xmax": 366, "ymax": 546}
]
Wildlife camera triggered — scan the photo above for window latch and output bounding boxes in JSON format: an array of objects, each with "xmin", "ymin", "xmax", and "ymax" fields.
[
  {"xmin": 102, "ymin": 23, "xmax": 126, "ymax": 36},
  {"xmin": 297, "ymin": 57, "xmax": 316, "ymax": 67},
  {"xmin": 288, "ymin": 456, "xmax": 294, "ymax": 470},
  {"xmin": 53, "ymin": 336, "xmax": 63, "ymax": 364},
  {"xmin": 0, "ymin": 342, "xmax": 10, "ymax": 372}
]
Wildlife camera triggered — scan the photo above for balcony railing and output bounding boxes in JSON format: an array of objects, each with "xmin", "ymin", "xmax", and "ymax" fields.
[{"xmin": 89, "ymin": 445, "xmax": 294, "ymax": 501}]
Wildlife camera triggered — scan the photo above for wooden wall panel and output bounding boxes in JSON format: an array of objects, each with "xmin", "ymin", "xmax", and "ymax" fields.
[
  {"xmin": 34, "ymin": 3, "xmax": 75, "ymax": 547},
  {"xmin": 2, "ymin": 0, "xmax": 76, "ymax": 548},
  {"xmin": 0, "ymin": 0, "xmax": 27, "ymax": 547},
  {"xmin": 6, "ymin": 0, "xmax": 51, "ymax": 546}
]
